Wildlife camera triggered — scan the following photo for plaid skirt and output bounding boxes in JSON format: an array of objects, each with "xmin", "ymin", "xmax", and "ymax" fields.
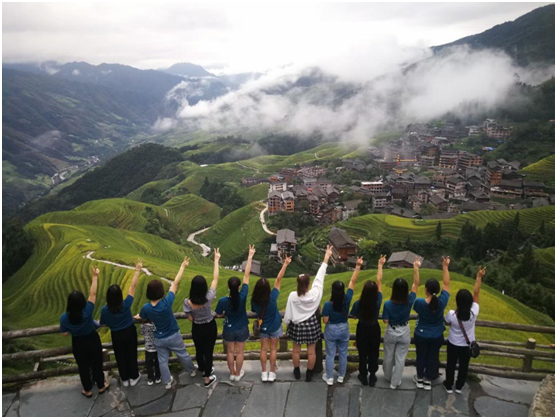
[{"xmin": 287, "ymin": 313, "xmax": 322, "ymax": 344}]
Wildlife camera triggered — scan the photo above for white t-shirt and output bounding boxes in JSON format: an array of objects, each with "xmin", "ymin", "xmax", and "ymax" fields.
[
  {"xmin": 444, "ymin": 302, "xmax": 480, "ymax": 347},
  {"xmin": 284, "ymin": 263, "xmax": 327, "ymax": 325}
]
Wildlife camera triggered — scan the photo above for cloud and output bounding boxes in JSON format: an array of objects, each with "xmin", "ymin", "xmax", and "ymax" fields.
[{"xmin": 168, "ymin": 45, "xmax": 552, "ymax": 143}]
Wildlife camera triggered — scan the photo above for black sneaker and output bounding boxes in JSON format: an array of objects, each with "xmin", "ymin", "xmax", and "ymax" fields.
[
  {"xmin": 442, "ymin": 381, "xmax": 453, "ymax": 394},
  {"xmin": 413, "ymin": 375, "xmax": 424, "ymax": 389},
  {"xmin": 204, "ymin": 375, "xmax": 217, "ymax": 388},
  {"xmin": 305, "ymin": 369, "xmax": 313, "ymax": 382},
  {"xmin": 293, "ymin": 367, "xmax": 301, "ymax": 380},
  {"xmin": 455, "ymin": 386, "xmax": 463, "ymax": 394},
  {"xmin": 358, "ymin": 373, "xmax": 369, "ymax": 386},
  {"xmin": 369, "ymin": 375, "xmax": 377, "ymax": 387}
]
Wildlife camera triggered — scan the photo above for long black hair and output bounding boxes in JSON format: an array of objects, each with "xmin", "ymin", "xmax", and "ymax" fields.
[
  {"xmin": 228, "ymin": 277, "xmax": 241, "ymax": 311},
  {"xmin": 67, "ymin": 291, "xmax": 87, "ymax": 325},
  {"xmin": 358, "ymin": 280, "xmax": 378, "ymax": 321},
  {"xmin": 330, "ymin": 281, "xmax": 345, "ymax": 312},
  {"xmin": 425, "ymin": 278, "xmax": 441, "ymax": 312},
  {"xmin": 189, "ymin": 275, "xmax": 208, "ymax": 305},
  {"xmin": 252, "ymin": 278, "xmax": 271, "ymax": 306},
  {"xmin": 456, "ymin": 289, "xmax": 473, "ymax": 321},
  {"xmin": 390, "ymin": 278, "xmax": 409, "ymax": 304},
  {"xmin": 106, "ymin": 284, "xmax": 123, "ymax": 314}
]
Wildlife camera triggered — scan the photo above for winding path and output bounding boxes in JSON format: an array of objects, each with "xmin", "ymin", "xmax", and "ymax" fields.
[
  {"xmin": 259, "ymin": 204, "xmax": 275, "ymax": 235},
  {"xmin": 187, "ymin": 227, "xmax": 212, "ymax": 257},
  {"xmin": 85, "ymin": 251, "xmax": 173, "ymax": 285},
  {"xmin": 236, "ymin": 161, "xmax": 260, "ymax": 174}
]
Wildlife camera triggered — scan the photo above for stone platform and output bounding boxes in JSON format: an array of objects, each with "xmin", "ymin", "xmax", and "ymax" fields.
[{"xmin": 2, "ymin": 361, "xmax": 541, "ymax": 417}]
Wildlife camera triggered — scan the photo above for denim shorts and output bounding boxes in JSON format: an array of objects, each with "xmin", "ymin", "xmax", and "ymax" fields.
[
  {"xmin": 260, "ymin": 326, "xmax": 284, "ymax": 339},
  {"xmin": 222, "ymin": 326, "xmax": 250, "ymax": 343}
]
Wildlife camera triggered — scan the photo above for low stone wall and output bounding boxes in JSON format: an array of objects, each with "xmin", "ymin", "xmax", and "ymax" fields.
[{"xmin": 529, "ymin": 374, "xmax": 555, "ymax": 417}]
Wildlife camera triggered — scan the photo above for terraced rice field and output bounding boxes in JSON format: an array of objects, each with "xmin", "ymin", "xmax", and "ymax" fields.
[
  {"xmin": 521, "ymin": 154, "xmax": 555, "ymax": 188},
  {"xmin": 342, "ymin": 206, "xmax": 555, "ymax": 242},
  {"xmin": 201, "ymin": 202, "xmax": 270, "ymax": 265},
  {"xmin": 237, "ymin": 183, "xmax": 269, "ymax": 204},
  {"xmin": 535, "ymin": 247, "xmax": 555, "ymax": 275},
  {"xmin": 125, "ymin": 178, "xmax": 178, "ymax": 202}
]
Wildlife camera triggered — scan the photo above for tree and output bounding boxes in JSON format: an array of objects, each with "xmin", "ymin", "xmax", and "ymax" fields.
[{"xmin": 436, "ymin": 222, "xmax": 442, "ymax": 240}]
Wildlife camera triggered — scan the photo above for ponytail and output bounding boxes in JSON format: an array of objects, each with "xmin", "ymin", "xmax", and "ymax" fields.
[
  {"xmin": 228, "ymin": 277, "xmax": 241, "ymax": 311},
  {"xmin": 425, "ymin": 278, "xmax": 441, "ymax": 312}
]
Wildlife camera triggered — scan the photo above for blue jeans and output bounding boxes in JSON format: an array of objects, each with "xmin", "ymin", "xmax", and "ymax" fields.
[
  {"xmin": 324, "ymin": 322, "xmax": 350, "ymax": 380},
  {"xmin": 414, "ymin": 334, "xmax": 444, "ymax": 381},
  {"xmin": 155, "ymin": 331, "xmax": 195, "ymax": 384}
]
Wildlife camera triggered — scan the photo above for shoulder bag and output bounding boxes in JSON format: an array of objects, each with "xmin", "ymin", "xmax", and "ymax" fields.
[{"xmin": 457, "ymin": 316, "xmax": 480, "ymax": 358}]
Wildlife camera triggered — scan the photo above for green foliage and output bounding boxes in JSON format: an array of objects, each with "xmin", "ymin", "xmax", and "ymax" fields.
[
  {"xmin": 200, "ymin": 177, "xmax": 246, "ymax": 217},
  {"xmin": 2, "ymin": 220, "xmax": 34, "ymax": 281}
]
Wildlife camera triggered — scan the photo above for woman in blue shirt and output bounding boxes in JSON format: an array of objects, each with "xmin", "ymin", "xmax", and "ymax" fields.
[
  {"xmin": 60, "ymin": 266, "xmax": 109, "ymax": 398},
  {"xmin": 382, "ymin": 257, "xmax": 421, "ymax": 390},
  {"xmin": 100, "ymin": 259, "xmax": 142, "ymax": 387},
  {"xmin": 350, "ymin": 256, "xmax": 385, "ymax": 387},
  {"xmin": 321, "ymin": 256, "xmax": 363, "ymax": 385},
  {"xmin": 215, "ymin": 245, "xmax": 256, "ymax": 382},
  {"xmin": 412, "ymin": 256, "xmax": 451, "ymax": 391},
  {"xmin": 251, "ymin": 255, "xmax": 290, "ymax": 383}
]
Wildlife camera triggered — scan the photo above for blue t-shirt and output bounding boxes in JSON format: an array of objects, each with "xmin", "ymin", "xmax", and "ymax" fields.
[
  {"xmin": 383, "ymin": 292, "xmax": 417, "ymax": 325},
  {"xmin": 350, "ymin": 292, "xmax": 383, "ymax": 320},
  {"xmin": 322, "ymin": 289, "xmax": 354, "ymax": 324},
  {"xmin": 60, "ymin": 301, "xmax": 97, "ymax": 337},
  {"xmin": 413, "ymin": 290, "xmax": 450, "ymax": 338},
  {"xmin": 251, "ymin": 288, "xmax": 282, "ymax": 334},
  {"xmin": 215, "ymin": 284, "xmax": 249, "ymax": 331},
  {"xmin": 100, "ymin": 295, "xmax": 135, "ymax": 332},
  {"xmin": 140, "ymin": 291, "xmax": 180, "ymax": 339}
]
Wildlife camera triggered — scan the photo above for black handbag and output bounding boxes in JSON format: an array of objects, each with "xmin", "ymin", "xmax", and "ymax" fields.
[{"xmin": 458, "ymin": 317, "xmax": 481, "ymax": 358}]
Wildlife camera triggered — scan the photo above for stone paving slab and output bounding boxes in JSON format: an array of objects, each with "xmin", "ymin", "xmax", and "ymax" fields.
[
  {"xmin": 172, "ymin": 385, "xmax": 209, "ymax": 412},
  {"xmin": 474, "ymin": 396, "xmax": 529, "ymax": 417},
  {"xmin": 2, "ymin": 393, "xmax": 16, "ymax": 416},
  {"xmin": 361, "ymin": 387, "xmax": 416, "ymax": 417},
  {"xmin": 133, "ymin": 393, "xmax": 174, "ymax": 416},
  {"xmin": 479, "ymin": 375, "xmax": 539, "ymax": 405},
  {"xmin": 202, "ymin": 384, "xmax": 251, "ymax": 417},
  {"xmin": 242, "ymin": 382, "xmax": 290, "ymax": 417},
  {"xmin": 18, "ymin": 376, "xmax": 97, "ymax": 417},
  {"xmin": 123, "ymin": 374, "xmax": 168, "ymax": 407},
  {"xmin": 4, "ymin": 398, "xmax": 19, "ymax": 417},
  {"xmin": 331, "ymin": 386, "xmax": 361, "ymax": 417},
  {"xmin": 89, "ymin": 378, "xmax": 130, "ymax": 417},
  {"xmin": 349, "ymin": 367, "xmax": 444, "ymax": 390},
  {"xmin": 284, "ymin": 381, "xmax": 328, "ymax": 417},
  {"xmin": 158, "ymin": 408, "xmax": 202, "ymax": 417},
  {"xmin": 210, "ymin": 359, "xmax": 310, "ymax": 384}
]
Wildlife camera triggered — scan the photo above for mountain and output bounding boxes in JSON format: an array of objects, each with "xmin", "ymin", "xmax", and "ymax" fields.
[
  {"xmin": 433, "ymin": 4, "xmax": 555, "ymax": 66},
  {"xmin": 162, "ymin": 62, "xmax": 215, "ymax": 78}
]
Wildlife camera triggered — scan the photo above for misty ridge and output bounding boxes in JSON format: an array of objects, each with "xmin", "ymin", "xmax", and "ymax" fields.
[{"xmin": 157, "ymin": 45, "xmax": 554, "ymax": 143}]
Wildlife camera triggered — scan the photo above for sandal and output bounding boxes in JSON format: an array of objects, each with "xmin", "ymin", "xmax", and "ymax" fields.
[
  {"xmin": 98, "ymin": 381, "xmax": 111, "ymax": 394},
  {"xmin": 81, "ymin": 390, "xmax": 93, "ymax": 398}
]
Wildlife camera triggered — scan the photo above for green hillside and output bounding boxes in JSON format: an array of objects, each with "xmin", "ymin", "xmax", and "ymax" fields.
[
  {"xmin": 535, "ymin": 246, "xmax": 555, "ymax": 275},
  {"xmin": 237, "ymin": 183, "xmax": 269, "ymax": 204},
  {"xmin": 201, "ymin": 201, "xmax": 270, "ymax": 265},
  {"xmin": 341, "ymin": 206, "xmax": 555, "ymax": 242},
  {"xmin": 521, "ymin": 154, "xmax": 555, "ymax": 188}
]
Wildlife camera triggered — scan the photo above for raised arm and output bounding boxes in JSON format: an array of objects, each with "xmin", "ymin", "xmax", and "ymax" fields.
[
  {"xmin": 128, "ymin": 259, "xmax": 142, "ymax": 297},
  {"xmin": 411, "ymin": 257, "xmax": 421, "ymax": 294},
  {"xmin": 442, "ymin": 256, "xmax": 451, "ymax": 293},
  {"xmin": 348, "ymin": 257, "xmax": 364, "ymax": 290},
  {"xmin": 376, "ymin": 255, "xmax": 386, "ymax": 293},
  {"xmin": 170, "ymin": 256, "xmax": 190, "ymax": 295},
  {"xmin": 473, "ymin": 266, "xmax": 486, "ymax": 304},
  {"xmin": 274, "ymin": 255, "xmax": 292, "ymax": 291},
  {"xmin": 210, "ymin": 248, "xmax": 220, "ymax": 290},
  {"xmin": 88, "ymin": 266, "xmax": 100, "ymax": 304},
  {"xmin": 243, "ymin": 245, "xmax": 256, "ymax": 285}
]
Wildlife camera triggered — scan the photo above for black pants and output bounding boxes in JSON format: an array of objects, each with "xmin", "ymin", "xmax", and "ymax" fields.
[
  {"xmin": 192, "ymin": 320, "xmax": 217, "ymax": 377},
  {"xmin": 72, "ymin": 332, "xmax": 105, "ymax": 392},
  {"xmin": 356, "ymin": 321, "xmax": 381, "ymax": 380},
  {"xmin": 414, "ymin": 334, "xmax": 444, "ymax": 381},
  {"xmin": 444, "ymin": 341, "xmax": 471, "ymax": 389},
  {"xmin": 145, "ymin": 351, "xmax": 161, "ymax": 381},
  {"xmin": 111, "ymin": 325, "xmax": 139, "ymax": 381}
]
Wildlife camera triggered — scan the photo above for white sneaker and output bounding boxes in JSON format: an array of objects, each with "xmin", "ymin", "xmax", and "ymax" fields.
[
  {"xmin": 230, "ymin": 374, "xmax": 236, "ymax": 381},
  {"xmin": 155, "ymin": 378, "xmax": 162, "ymax": 384},
  {"xmin": 337, "ymin": 376, "xmax": 344, "ymax": 384},
  {"xmin": 236, "ymin": 370, "xmax": 245, "ymax": 381},
  {"xmin": 191, "ymin": 365, "xmax": 198, "ymax": 377},
  {"xmin": 129, "ymin": 375, "xmax": 141, "ymax": 387},
  {"xmin": 165, "ymin": 376, "xmax": 175, "ymax": 390},
  {"xmin": 268, "ymin": 372, "xmax": 276, "ymax": 382},
  {"xmin": 322, "ymin": 373, "xmax": 333, "ymax": 386},
  {"xmin": 122, "ymin": 380, "xmax": 130, "ymax": 387},
  {"xmin": 261, "ymin": 371, "xmax": 269, "ymax": 382},
  {"xmin": 390, "ymin": 384, "xmax": 397, "ymax": 390}
]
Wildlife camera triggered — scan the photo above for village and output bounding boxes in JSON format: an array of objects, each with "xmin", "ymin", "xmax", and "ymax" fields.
[{"xmin": 235, "ymin": 118, "xmax": 552, "ymax": 272}]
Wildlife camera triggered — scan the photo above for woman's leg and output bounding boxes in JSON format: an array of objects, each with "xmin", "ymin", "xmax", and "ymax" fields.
[
  {"xmin": 260, "ymin": 338, "xmax": 269, "ymax": 372},
  {"xmin": 166, "ymin": 332, "xmax": 195, "ymax": 373},
  {"xmin": 382, "ymin": 327, "xmax": 396, "ymax": 382},
  {"xmin": 337, "ymin": 334, "xmax": 350, "ymax": 378},
  {"xmin": 90, "ymin": 332, "xmax": 106, "ymax": 389},
  {"xmin": 414, "ymin": 335, "xmax": 426, "ymax": 379},
  {"xmin": 145, "ymin": 352, "xmax": 155, "ymax": 381},
  {"xmin": 292, "ymin": 343, "xmax": 301, "ymax": 368},
  {"xmin": 127, "ymin": 326, "xmax": 139, "ymax": 380},
  {"xmin": 324, "ymin": 336, "xmax": 336, "ymax": 380},
  {"xmin": 425, "ymin": 337, "xmax": 443, "ymax": 381},
  {"xmin": 192, "ymin": 324, "xmax": 206, "ymax": 374},
  {"xmin": 226, "ymin": 343, "xmax": 236, "ymax": 376},
  {"xmin": 444, "ymin": 341, "xmax": 458, "ymax": 388},
  {"xmin": 204, "ymin": 321, "xmax": 218, "ymax": 379},
  {"xmin": 156, "ymin": 341, "xmax": 172, "ymax": 384},
  {"xmin": 73, "ymin": 338, "xmax": 93, "ymax": 392},
  {"xmin": 111, "ymin": 331, "xmax": 129, "ymax": 381},
  {"xmin": 392, "ymin": 326, "xmax": 411, "ymax": 387},
  {"xmin": 455, "ymin": 346, "xmax": 471, "ymax": 390},
  {"xmin": 235, "ymin": 342, "xmax": 246, "ymax": 374},
  {"xmin": 269, "ymin": 338, "xmax": 279, "ymax": 373},
  {"xmin": 153, "ymin": 352, "xmax": 161, "ymax": 380},
  {"xmin": 307, "ymin": 343, "xmax": 316, "ymax": 370}
]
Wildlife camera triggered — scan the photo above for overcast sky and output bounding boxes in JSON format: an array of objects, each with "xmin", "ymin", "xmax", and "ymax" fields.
[{"xmin": 2, "ymin": 2, "xmax": 552, "ymax": 74}]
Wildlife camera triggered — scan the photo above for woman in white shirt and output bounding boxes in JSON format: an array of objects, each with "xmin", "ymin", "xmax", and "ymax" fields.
[
  {"xmin": 284, "ymin": 245, "xmax": 333, "ymax": 382},
  {"xmin": 443, "ymin": 266, "xmax": 485, "ymax": 394}
]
